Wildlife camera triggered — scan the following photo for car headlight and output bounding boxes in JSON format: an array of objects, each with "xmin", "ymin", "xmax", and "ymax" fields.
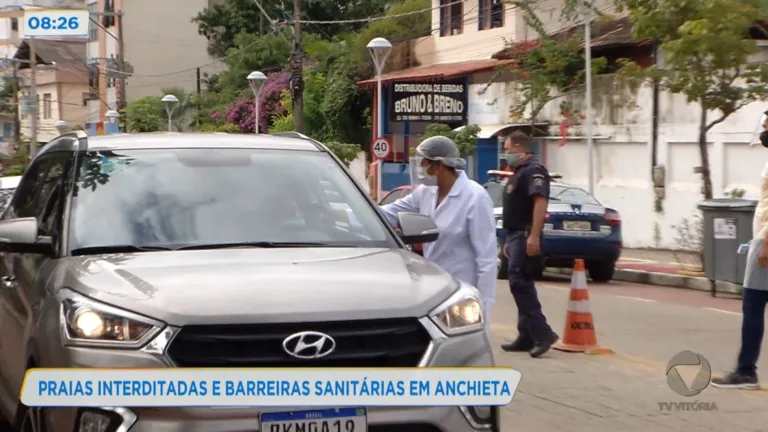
[
  {"xmin": 429, "ymin": 283, "xmax": 484, "ymax": 335},
  {"xmin": 58, "ymin": 289, "xmax": 164, "ymax": 348}
]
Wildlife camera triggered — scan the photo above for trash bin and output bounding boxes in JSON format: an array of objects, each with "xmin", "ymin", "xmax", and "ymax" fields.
[{"xmin": 697, "ymin": 198, "xmax": 757, "ymax": 285}]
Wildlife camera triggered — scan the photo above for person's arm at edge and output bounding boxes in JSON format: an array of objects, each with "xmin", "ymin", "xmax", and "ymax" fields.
[
  {"xmin": 379, "ymin": 188, "xmax": 420, "ymax": 226},
  {"xmin": 468, "ymin": 191, "xmax": 499, "ymax": 304},
  {"xmin": 530, "ymin": 195, "xmax": 547, "ymax": 238}
]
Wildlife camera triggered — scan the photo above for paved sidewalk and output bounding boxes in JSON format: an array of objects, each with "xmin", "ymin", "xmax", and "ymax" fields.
[
  {"xmin": 492, "ymin": 279, "xmax": 768, "ymax": 431},
  {"xmin": 618, "ymin": 248, "xmax": 703, "ymax": 276}
]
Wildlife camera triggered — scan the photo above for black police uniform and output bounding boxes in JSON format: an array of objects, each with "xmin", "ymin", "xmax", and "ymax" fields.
[{"xmin": 501, "ymin": 156, "xmax": 557, "ymax": 352}]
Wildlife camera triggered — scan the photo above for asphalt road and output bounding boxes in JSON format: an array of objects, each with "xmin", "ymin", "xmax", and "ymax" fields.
[{"xmin": 491, "ymin": 275, "xmax": 768, "ymax": 431}]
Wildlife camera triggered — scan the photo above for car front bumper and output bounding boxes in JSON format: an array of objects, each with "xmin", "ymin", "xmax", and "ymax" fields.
[{"xmin": 40, "ymin": 318, "xmax": 497, "ymax": 432}]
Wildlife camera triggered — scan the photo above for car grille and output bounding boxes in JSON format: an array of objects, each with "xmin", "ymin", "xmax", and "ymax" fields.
[{"xmin": 166, "ymin": 318, "xmax": 432, "ymax": 367}]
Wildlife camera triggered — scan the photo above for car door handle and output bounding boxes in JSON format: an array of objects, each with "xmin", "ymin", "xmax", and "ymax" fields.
[{"xmin": 1, "ymin": 276, "xmax": 17, "ymax": 289}]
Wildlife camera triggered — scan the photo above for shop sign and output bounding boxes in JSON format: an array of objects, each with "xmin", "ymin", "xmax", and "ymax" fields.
[{"xmin": 389, "ymin": 79, "xmax": 468, "ymax": 123}]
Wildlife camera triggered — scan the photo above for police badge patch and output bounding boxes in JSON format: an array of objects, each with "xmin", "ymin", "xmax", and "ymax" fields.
[{"xmin": 533, "ymin": 178, "xmax": 544, "ymax": 187}]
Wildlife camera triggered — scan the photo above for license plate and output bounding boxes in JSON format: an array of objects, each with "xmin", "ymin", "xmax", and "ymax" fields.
[
  {"xmin": 261, "ymin": 408, "xmax": 367, "ymax": 432},
  {"xmin": 563, "ymin": 221, "xmax": 592, "ymax": 231}
]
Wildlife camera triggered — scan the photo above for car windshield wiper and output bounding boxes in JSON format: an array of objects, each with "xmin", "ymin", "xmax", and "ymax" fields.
[
  {"xmin": 70, "ymin": 245, "xmax": 173, "ymax": 256},
  {"xmin": 174, "ymin": 241, "xmax": 332, "ymax": 251}
]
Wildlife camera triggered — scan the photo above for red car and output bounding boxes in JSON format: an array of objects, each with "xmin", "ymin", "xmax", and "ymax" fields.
[{"xmin": 379, "ymin": 185, "xmax": 424, "ymax": 255}]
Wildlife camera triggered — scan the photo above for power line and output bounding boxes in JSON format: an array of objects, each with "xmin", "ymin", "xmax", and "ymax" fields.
[{"xmin": 284, "ymin": 0, "xmax": 466, "ymax": 25}]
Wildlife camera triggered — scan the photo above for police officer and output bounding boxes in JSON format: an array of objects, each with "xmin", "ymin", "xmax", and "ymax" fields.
[{"xmin": 500, "ymin": 131, "xmax": 559, "ymax": 358}]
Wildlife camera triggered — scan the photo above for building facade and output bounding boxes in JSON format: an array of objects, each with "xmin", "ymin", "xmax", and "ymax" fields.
[
  {"xmin": 86, "ymin": 0, "xmax": 223, "ymax": 125},
  {"xmin": 360, "ymin": 2, "xmax": 768, "ymax": 250},
  {"xmin": 15, "ymin": 39, "xmax": 89, "ymax": 143}
]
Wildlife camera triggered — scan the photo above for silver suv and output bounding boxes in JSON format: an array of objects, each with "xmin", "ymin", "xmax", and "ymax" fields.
[{"xmin": 0, "ymin": 131, "xmax": 497, "ymax": 432}]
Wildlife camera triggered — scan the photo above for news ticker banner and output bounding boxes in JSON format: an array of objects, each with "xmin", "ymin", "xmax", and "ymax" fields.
[{"xmin": 22, "ymin": 368, "xmax": 522, "ymax": 407}]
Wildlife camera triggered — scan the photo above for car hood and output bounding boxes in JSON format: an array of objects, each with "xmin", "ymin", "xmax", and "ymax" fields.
[{"xmin": 57, "ymin": 248, "xmax": 458, "ymax": 326}]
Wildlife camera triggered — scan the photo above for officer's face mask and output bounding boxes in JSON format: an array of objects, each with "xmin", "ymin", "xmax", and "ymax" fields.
[{"xmin": 500, "ymin": 152, "xmax": 526, "ymax": 167}]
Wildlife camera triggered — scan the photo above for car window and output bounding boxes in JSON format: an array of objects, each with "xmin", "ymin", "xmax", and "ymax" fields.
[
  {"xmin": 485, "ymin": 182, "xmax": 504, "ymax": 207},
  {"xmin": 69, "ymin": 149, "xmax": 395, "ymax": 250},
  {"xmin": 11, "ymin": 152, "xmax": 68, "ymax": 221},
  {"xmin": 380, "ymin": 190, "xmax": 402, "ymax": 205},
  {"xmin": 550, "ymin": 185, "xmax": 600, "ymax": 206}
]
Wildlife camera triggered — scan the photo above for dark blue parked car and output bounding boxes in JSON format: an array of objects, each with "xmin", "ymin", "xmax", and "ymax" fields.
[{"xmin": 485, "ymin": 175, "xmax": 622, "ymax": 282}]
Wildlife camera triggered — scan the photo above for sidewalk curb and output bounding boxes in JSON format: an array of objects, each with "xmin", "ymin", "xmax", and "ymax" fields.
[{"xmin": 544, "ymin": 268, "xmax": 743, "ymax": 296}]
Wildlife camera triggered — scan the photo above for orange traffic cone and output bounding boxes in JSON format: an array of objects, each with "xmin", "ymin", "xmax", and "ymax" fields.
[{"xmin": 553, "ymin": 259, "xmax": 613, "ymax": 355}]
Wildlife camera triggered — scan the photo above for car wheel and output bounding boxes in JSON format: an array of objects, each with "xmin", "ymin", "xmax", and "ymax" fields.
[
  {"xmin": 497, "ymin": 242, "xmax": 508, "ymax": 280},
  {"xmin": 498, "ymin": 254, "xmax": 508, "ymax": 280},
  {"xmin": 13, "ymin": 366, "xmax": 47, "ymax": 432},
  {"xmin": 587, "ymin": 261, "xmax": 616, "ymax": 283}
]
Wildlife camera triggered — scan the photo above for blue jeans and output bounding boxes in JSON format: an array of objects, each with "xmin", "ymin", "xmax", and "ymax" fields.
[
  {"xmin": 506, "ymin": 231, "xmax": 553, "ymax": 342},
  {"xmin": 737, "ymin": 288, "xmax": 768, "ymax": 376}
]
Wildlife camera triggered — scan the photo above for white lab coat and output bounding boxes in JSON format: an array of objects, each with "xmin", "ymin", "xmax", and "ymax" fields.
[{"xmin": 380, "ymin": 171, "xmax": 498, "ymax": 333}]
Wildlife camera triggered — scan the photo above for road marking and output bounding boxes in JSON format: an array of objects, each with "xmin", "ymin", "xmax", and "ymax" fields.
[
  {"xmin": 616, "ymin": 295, "xmax": 656, "ymax": 302},
  {"xmin": 703, "ymin": 307, "xmax": 742, "ymax": 316}
]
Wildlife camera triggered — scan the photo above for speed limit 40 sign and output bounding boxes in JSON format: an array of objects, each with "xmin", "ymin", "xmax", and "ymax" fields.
[{"xmin": 372, "ymin": 137, "xmax": 391, "ymax": 159}]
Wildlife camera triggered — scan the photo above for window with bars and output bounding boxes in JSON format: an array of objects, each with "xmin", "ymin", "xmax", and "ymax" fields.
[
  {"xmin": 88, "ymin": 3, "xmax": 98, "ymax": 41},
  {"xmin": 439, "ymin": 0, "xmax": 463, "ymax": 36},
  {"xmin": 43, "ymin": 94, "xmax": 51, "ymax": 119},
  {"xmin": 479, "ymin": 0, "xmax": 504, "ymax": 30},
  {"xmin": 102, "ymin": 0, "xmax": 115, "ymax": 28}
]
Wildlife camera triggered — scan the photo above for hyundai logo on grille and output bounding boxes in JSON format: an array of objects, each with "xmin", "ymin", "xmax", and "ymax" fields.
[{"xmin": 282, "ymin": 331, "xmax": 336, "ymax": 359}]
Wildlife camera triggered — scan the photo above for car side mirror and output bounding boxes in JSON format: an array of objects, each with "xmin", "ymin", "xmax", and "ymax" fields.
[
  {"xmin": 0, "ymin": 217, "xmax": 54, "ymax": 255},
  {"xmin": 397, "ymin": 212, "xmax": 439, "ymax": 245}
]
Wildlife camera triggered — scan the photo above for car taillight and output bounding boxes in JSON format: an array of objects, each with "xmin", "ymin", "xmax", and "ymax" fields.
[{"xmin": 604, "ymin": 210, "xmax": 620, "ymax": 226}]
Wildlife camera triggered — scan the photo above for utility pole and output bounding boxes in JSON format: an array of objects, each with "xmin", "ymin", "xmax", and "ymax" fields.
[
  {"xmin": 116, "ymin": 10, "xmax": 126, "ymax": 111},
  {"xmin": 29, "ymin": 38, "xmax": 37, "ymax": 160},
  {"xmin": 11, "ymin": 60, "xmax": 20, "ymax": 146},
  {"xmin": 257, "ymin": 0, "xmax": 264, "ymax": 36},
  {"xmin": 196, "ymin": 67, "xmax": 201, "ymax": 128},
  {"xmin": 291, "ymin": 0, "xmax": 304, "ymax": 133}
]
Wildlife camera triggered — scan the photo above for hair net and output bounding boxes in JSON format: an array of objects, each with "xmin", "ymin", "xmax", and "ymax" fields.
[{"xmin": 415, "ymin": 135, "xmax": 467, "ymax": 169}]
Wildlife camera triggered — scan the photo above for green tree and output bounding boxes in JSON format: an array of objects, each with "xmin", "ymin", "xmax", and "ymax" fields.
[
  {"xmin": 214, "ymin": 31, "xmax": 292, "ymax": 93},
  {"xmin": 496, "ymin": 2, "xmax": 606, "ymax": 124},
  {"xmin": 123, "ymin": 96, "xmax": 165, "ymax": 132},
  {"xmin": 193, "ymin": 0, "xmax": 387, "ymax": 57},
  {"xmin": 416, "ymin": 124, "xmax": 481, "ymax": 158},
  {"xmin": 617, "ymin": 0, "xmax": 768, "ymax": 199},
  {"xmin": 161, "ymin": 86, "xmax": 194, "ymax": 132},
  {"xmin": 354, "ymin": 0, "xmax": 431, "ymax": 71}
]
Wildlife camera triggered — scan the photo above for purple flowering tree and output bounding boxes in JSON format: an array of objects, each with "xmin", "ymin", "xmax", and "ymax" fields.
[{"xmin": 226, "ymin": 72, "xmax": 290, "ymax": 133}]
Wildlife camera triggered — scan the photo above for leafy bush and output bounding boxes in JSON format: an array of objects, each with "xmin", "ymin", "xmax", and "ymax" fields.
[
  {"xmin": 123, "ymin": 96, "xmax": 165, "ymax": 132},
  {"xmin": 415, "ymin": 124, "xmax": 481, "ymax": 158},
  {"xmin": 225, "ymin": 72, "xmax": 290, "ymax": 133}
]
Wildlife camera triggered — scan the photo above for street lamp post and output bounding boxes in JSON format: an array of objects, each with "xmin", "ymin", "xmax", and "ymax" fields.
[
  {"xmin": 366, "ymin": 37, "xmax": 392, "ymax": 145},
  {"xmin": 106, "ymin": 110, "xmax": 120, "ymax": 134},
  {"xmin": 54, "ymin": 120, "xmax": 68, "ymax": 135},
  {"xmin": 581, "ymin": 0, "xmax": 595, "ymax": 194},
  {"xmin": 161, "ymin": 94, "xmax": 179, "ymax": 132},
  {"xmin": 247, "ymin": 71, "xmax": 267, "ymax": 134}
]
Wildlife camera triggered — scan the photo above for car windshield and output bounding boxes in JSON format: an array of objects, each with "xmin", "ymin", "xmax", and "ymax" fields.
[
  {"xmin": 550, "ymin": 184, "xmax": 601, "ymax": 206},
  {"xmin": 69, "ymin": 148, "xmax": 394, "ymax": 251},
  {"xmin": 485, "ymin": 182, "xmax": 504, "ymax": 207}
]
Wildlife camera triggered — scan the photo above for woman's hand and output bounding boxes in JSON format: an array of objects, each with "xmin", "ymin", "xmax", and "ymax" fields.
[{"xmin": 758, "ymin": 243, "xmax": 768, "ymax": 268}]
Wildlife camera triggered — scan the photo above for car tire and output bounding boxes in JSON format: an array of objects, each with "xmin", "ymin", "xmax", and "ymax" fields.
[
  {"xmin": 13, "ymin": 365, "xmax": 47, "ymax": 432},
  {"xmin": 498, "ymin": 252, "xmax": 508, "ymax": 280},
  {"xmin": 587, "ymin": 261, "xmax": 616, "ymax": 283}
]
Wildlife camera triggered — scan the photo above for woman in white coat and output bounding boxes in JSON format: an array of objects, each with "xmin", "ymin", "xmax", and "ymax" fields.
[{"xmin": 379, "ymin": 136, "xmax": 498, "ymax": 336}]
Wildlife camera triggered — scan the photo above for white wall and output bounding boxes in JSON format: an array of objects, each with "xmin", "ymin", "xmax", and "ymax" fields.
[
  {"xmin": 527, "ymin": 75, "xmax": 768, "ymax": 250},
  {"xmin": 349, "ymin": 151, "xmax": 368, "ymax": 193}
]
